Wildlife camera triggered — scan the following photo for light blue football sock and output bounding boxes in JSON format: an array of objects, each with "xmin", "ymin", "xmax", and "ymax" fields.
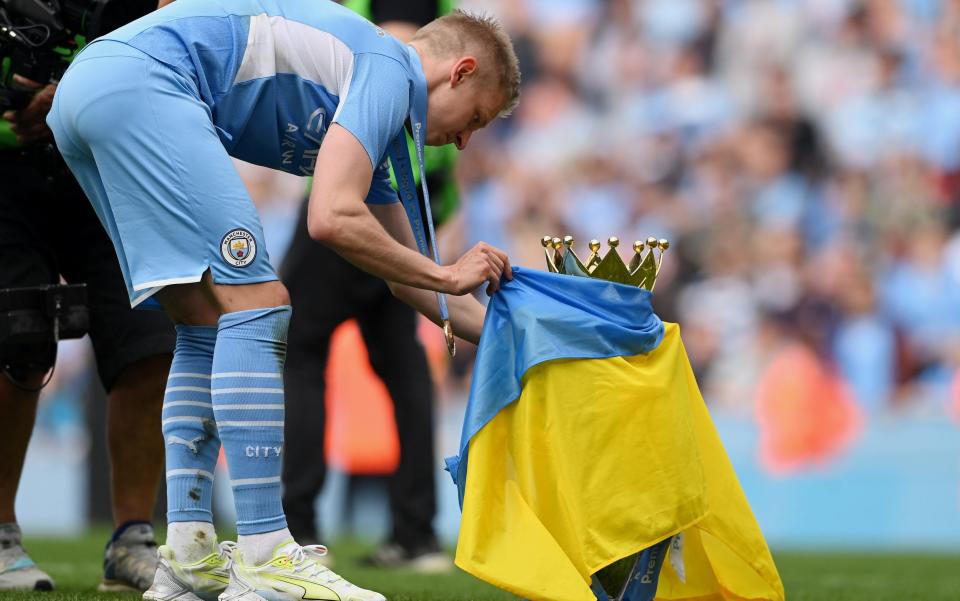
[
  {"xmin": 212, "ymin": 305, "xmax": 291, "ymax": 535},
  {"xmin": 163, "ymin": 325, "xmax": 219, "ymax": 524}
]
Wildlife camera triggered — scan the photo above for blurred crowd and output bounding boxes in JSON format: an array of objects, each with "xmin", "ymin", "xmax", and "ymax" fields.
[
  {"xmin": 46, "ymin": 0, "xmax": 960, "ymax": 440},
  {"xmin": 445, "ymin": 0, "xmax": 960, "ymax": 417}
]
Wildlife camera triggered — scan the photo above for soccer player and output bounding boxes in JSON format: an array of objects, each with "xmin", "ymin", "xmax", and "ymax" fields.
[
  {"xmin": 281, "ymin": 0, "xmax": 460, "ymax": 572},
  {"xmin": 46, "ymin": 0, "xmax": 520, "ymax": 599}
]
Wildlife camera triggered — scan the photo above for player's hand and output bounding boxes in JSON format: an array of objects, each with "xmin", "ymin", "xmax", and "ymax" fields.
[
  {"xmin": 2, "ymin": 75, "xmax": 56, "ymax": 145},
  {"xmin": 445, "ymin": 242, "xmax": 513, "ymax": 296}
]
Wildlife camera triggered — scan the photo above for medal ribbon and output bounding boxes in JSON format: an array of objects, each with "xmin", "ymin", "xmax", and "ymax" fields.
[{"xmin": 387, "ymin": 46, "xmax": 455, "ymax": 355}]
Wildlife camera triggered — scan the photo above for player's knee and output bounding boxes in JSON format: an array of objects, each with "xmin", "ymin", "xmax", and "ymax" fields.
[
  {"xmin": 212, "ymin": 280, "xmax": 290, "ymax": 314},
  {"xmin": 157, "ymin": 283, "xmax": 221, "ymax": 325},
  {"xmin": 255, "ymin": 280, "xmax": 291, "ymax": 309},
  {"xmin": 271, "ymin": 282, "xmax": 291, "ymax": 308}
]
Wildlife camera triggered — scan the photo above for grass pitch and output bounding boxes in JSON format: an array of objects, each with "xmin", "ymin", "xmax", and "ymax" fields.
[{"xmin": 3, "ymin": 529, "xmax": 958, "ymax": 600}]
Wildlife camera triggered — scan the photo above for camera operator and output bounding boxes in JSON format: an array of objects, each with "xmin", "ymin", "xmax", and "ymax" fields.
[{"xmin": 0, "ymin": 0, "xmax": 174, "ymax": 592}]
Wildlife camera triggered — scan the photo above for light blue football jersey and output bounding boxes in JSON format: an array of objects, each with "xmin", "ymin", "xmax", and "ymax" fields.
[{"xmin": 99, "ymin": 0, "xmax": 416, "ymax": 203}]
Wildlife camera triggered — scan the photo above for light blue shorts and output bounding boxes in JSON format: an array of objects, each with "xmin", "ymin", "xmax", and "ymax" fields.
[{"xmin": 48, "ymin": 40, "xmax": 279, "ymax": 307}]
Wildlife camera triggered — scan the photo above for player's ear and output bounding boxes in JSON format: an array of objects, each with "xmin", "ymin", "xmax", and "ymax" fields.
[{"xmin": 450, "ymin": 56, "xmax": 478, "ymax": 87}]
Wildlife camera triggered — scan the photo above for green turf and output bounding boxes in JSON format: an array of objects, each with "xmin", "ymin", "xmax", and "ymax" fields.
[
  {"xmin": 6, "ymin": 528, "xmax": 515, "ymax": 601},
  {"xmin": 4, "ymin": 529, "xmax": 959, "ymax": 600}
]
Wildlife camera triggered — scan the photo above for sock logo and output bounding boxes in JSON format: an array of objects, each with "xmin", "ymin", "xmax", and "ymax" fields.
[
  {"xmin": 221, "ymin": 229, "xmax": 257, "ymax": 267},
  {"xmin": 167, "ymin": 434, "xmax": 202, "ymax": 454},
  {"xmin": 245, "ymin": 445, "xmax": 282, "ymax": 458}
]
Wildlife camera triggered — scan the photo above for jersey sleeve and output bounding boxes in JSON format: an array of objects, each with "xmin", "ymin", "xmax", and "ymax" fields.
[
  {"xmin": 333, "ymin": 52, "xmax": 410, "ymax": 174},
  {"xmin": 365, "ymin": 157, "xmax": 399, "ymax": 205}
]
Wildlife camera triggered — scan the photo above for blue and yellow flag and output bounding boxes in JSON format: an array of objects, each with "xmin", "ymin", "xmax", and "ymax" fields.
[{"xmin": 446, "ymin": 268, "xmax": 784, "ymax": 601}]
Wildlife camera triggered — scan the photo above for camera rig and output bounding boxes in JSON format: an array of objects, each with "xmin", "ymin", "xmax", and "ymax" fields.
[
  {"xmin": 0, "ymin": 284, "xmax": 89, "ymax": 389},
  {"xmin": 0, "ymin": 0, "xmax": 153, "ymax": 110}
]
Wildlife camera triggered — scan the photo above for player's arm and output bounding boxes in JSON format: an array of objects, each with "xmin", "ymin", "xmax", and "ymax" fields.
[
  {"xmin": 307, "ymin": 124, "xmax": 510, "ymax": 300},
  {"xmin": 368, "ymin": 202, "xmax": 487, "ymax": 342}
]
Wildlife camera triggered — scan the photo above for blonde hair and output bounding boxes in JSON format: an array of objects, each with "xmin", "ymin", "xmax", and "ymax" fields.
[{"xmin": 412, "ymin": 9, "xmax": 521, "ymax": 116}]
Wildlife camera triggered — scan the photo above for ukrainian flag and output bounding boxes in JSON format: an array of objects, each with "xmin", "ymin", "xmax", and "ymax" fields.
[{"xmin": 446, "ymin": 268, "xmax": 784, "ymax": 601}]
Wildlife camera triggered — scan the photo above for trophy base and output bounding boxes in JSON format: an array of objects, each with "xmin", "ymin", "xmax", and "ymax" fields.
[
  {"xmin": 589, "ymin": 537, "xmax": 672, "ymax": 601},
  {"xmin": 595, "ymin": 553, "xmax": 637, "ymax": 597}
]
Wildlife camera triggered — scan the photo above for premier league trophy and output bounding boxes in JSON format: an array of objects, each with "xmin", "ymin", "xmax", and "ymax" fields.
[
  {"xmin": 540, "ymin": 235, "xmax": 669, "ymax": 289},
  {"xmin": 542, "ymin": 235, "xmax": 672, "ymax": 601},
  {"xmin": 448, "ymin": 235, "xmax": 783, "ymax": 601}
]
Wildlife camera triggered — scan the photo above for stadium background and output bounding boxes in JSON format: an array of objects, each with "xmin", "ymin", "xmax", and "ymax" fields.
[{"xmin": 14, "ymin": 0, "xmax": 960, "ymax": 580}]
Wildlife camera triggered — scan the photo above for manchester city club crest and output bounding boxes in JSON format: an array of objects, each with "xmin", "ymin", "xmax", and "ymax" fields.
[{"xmin": 220, "ymin": 228, "xmax": 257, "ymax": 267}]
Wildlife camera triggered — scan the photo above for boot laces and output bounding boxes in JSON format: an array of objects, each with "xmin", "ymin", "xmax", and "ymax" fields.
[
  {"xmin": 217, "ymin": 541, "xmax": 237, "ymax": 569},
  {"xmin": 287, "ymin": 545, "xmax": 343, "ymax": 585}
]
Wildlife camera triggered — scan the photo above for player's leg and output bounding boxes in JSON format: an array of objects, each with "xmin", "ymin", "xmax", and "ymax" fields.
[
  {"xmin": 47, "ymin": 43, "xmax": 236, "ymax": 600},
  {"xmin": 153, "ymin": 276, "xmax": 306, "ymax": 577},
  {"xmin": 162, "ymin": 276, "xmax": 384, "ymax": 601},
  {"xmin": 51, "ymin": 154, "xmax": 175, "ymax": 592},
  {"xmin": 207, "ymin": 281, "xmax": 292, "ymax": 557},
  {"xmin": 110, "ymin": 280, "xmax": 231, "ymax": 601},
  {"xmin": 357, "ymin": 284, "xmax": 451, "ymax": 572},
  {"xmin": 50, "ymin": 148, "xmax": 228, "ymax": 598},
  {"xmin": 50, "ymin": 39, "xmax": 385, "ymax": 601}
]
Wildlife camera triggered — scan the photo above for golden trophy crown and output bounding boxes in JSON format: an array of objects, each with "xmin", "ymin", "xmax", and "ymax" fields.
[{"xmin": 541, "ymin": 235, "xmax": 669, "ymax": 291}]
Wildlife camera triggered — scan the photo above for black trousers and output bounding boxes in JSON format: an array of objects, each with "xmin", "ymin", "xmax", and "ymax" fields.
[{"xmin": 280, "ymin": 201, "xmax": 437, "ymax": 548}]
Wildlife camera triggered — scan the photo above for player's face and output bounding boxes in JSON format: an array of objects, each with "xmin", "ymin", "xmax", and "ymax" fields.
[{"xmin": 425, "ymin": 57, "xmax": 502, "ymax": 149}]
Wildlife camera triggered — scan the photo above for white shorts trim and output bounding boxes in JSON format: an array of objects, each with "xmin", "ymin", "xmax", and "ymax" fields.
[
  {"xmin": 131, "ymin": 274, "xmax": 205, "ymax": 308},
  {"xmin": 135, "ymin": 275, "xmax": 206, "ymax": 290},
  {"xmin": 131, "ymin": 287, "xmax": 161, "ymax": 308}
]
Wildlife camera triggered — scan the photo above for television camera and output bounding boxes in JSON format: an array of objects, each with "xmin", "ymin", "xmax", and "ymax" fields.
[{"xmin": 0, "ymin": 0, "xmax": 153, "ymax": 110}]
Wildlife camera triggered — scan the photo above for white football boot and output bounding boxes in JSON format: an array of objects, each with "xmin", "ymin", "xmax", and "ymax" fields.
[
  {"xmin": 219, "ymin": 541, "xmax": 386, "ymax": 601},
  {"xmin": 143, "ymin": 541, "xmax": 234, "ymax": 601}
]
